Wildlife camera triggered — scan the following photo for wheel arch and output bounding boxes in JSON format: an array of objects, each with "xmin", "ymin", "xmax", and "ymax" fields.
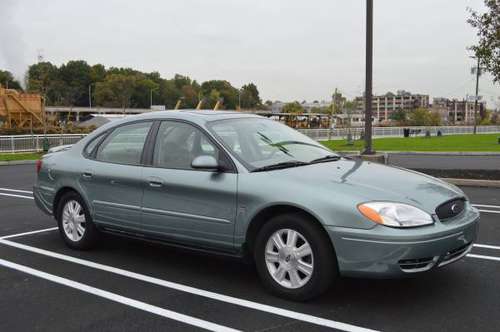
[
  {"xmin": 52, "ymin": 186, "xmax": 88, "ymax": 218},
  {"xmin": 244, "ymin": 204, "xmax": 334, "ymax": 256}
]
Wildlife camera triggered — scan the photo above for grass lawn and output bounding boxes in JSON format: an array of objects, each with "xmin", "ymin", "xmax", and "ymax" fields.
[
  {"xmin": 321, "ymin": 134, "xmax": 500, "ymax": 152},
  {"xmin": 0, "ymin": 152, "xmax": 43, "ymax": 161}
]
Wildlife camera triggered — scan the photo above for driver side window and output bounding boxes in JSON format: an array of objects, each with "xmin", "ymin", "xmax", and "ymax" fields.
[{"xmin": 153, "ymin": 121, "xmax": 219, "ymax": 170}]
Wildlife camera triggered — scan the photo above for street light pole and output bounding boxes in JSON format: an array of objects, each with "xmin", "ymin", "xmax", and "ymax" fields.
[
  {"xmin": 88, "ymin": 84, "xmax": 92, "ymax": 109},
  {"xmin": 363, "ymin": 0, "xmax": 374, "ymax": 155},
  {"xmin": 473, "ymin": 56, "xmax": 480, "ymax": 134}
]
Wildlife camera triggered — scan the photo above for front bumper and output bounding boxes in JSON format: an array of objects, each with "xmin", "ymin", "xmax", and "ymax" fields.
[{"xmin": 327, "ymin": 206, "xmax": 480, "ymax": 278}]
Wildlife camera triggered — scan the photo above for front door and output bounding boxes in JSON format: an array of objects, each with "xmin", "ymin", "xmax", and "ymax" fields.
[{"xmin": 141, "ymin": 121, "xmax": 237, "ymax": 250}]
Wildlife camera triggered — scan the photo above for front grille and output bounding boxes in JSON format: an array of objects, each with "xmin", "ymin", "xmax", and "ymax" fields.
[
  {"xmin": 399, "ymin": 256, "xmax": 437, "ymax": 272},
  {"xmin": 435, "ymin": 198, "xmax": 466, "ymax": 220},
  {"xmin": 438, "ymin": 242, "xmax": 472, "ymax": 267}
]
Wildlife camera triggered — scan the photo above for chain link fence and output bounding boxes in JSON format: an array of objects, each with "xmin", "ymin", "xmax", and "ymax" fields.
[{"xmin": 1, "ymin": 125, "xmax": 499, "ymax": 153}]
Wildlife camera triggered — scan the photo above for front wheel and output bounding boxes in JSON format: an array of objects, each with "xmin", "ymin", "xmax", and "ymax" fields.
[
  {"xmin": 57, "ymin": 192, "xmax": 99, "ymax": 250},
  {"xmin": 254, "ymin": 213, "xmax": 337, "ymax": 301}
]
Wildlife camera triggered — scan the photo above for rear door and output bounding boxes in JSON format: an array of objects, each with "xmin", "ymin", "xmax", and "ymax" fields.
[
  {"xmin": 81, "ymin": 121, "xmax": 153, "ymax": 230},
  {"xmin": 141, "ymin": 120, "xmax": 238, "ymax": 250}
]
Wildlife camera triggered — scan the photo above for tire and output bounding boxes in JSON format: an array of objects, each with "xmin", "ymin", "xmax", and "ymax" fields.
[
  {"xmin": 56, "ymin": 191, "xmax": 99, "ymax": 250},
  {"xmin": 254, "ymin": 213, "xmax": 337, "ymax": 301}
]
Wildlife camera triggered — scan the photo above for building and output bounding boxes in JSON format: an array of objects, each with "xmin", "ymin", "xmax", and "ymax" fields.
[
  {"xmin": 355, "ymin": 91, "xmax": 430, "ymax": 123},
  {"xmin": 432, "ymin": 97, "xmax": 486, "ymax": 124}
]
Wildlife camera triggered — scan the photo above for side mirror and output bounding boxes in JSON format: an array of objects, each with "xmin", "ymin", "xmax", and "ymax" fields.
[{"xmin": 191, "ymin": 155, "xmax": 220, "ymax": 171}]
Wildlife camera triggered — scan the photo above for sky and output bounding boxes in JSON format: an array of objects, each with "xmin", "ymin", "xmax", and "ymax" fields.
[{"xmin": 0, "ymin": 0, "xmax": 498, "ymax": 107}]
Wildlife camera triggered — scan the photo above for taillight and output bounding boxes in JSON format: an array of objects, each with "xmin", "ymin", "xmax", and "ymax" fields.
[{"xmin": 36, "ymin": 159, "xmax": 42, "ymax": 174}]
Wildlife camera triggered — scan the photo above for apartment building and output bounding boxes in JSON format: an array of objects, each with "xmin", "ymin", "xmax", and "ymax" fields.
[
  {"xmin": 355, "ymin": 91, "xmax": 430, "ymax": 122},
  {"xmin": 432, "ymin": 97, "xmax": 486, "ymax": 124}
]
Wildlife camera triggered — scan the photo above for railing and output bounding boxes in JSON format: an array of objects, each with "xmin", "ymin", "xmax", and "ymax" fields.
[
  {"xmin": 298, "ymin": 125, "xmax": 500, "ymax": 141},
  {"xmin": 0, "ymin": 134, "xmax": 87, "ymax": 153},
  {"xmin": 0, "ymin": 125, "xmax": 499, "ymax": 153}
]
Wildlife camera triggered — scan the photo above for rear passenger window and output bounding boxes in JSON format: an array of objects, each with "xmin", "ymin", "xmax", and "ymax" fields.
[{"xmin": 96, "ymin": 122, "xmax": 152, "ymax": 165}]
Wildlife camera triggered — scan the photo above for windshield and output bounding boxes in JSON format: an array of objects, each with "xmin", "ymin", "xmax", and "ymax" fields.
[{"xmin": 208, "ymin": 117, "xmax": 337, "ymax": 171}]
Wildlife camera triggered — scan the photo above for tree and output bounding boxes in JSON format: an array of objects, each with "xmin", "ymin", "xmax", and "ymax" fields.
[
  {"xmin": 26, "ymin": 62, "xmax": 59, "ymax": 103},
  {"xmin": 0, "ymin": 70, "xmax": 22, "ymax": 90},
  {"xmin": 282, "ymin": 102, "xmax": 304, "ymax": 113},
  {"xmin": 94, "ymin": 74, "xmax": 137, "ymax": 109},
  {"xmin": 468, "ymin": 0, "xmax": 500, "ymax": 82},
  {"xmin": 390, "ymin": 108, "xmax": 407, "ymax": 125},
  {"xmin": 200, "ymin": 80, "xmax": 239, "ymax": 109},
  {"xmin": 240, "ymin": 83, "xmax": 262, "ymax": 109},
  {"xmin": 59, "ymin": 60, "xmax": 92, "ymax": 106},
  {"xmin": 407, "ymin": 108, "xmax": 441, "ymax": 126}
]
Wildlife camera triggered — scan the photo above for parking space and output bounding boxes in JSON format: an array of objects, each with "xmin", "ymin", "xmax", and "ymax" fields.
[{"xmin": 1, "ymin": 164, "xmax": 500, "ymax": 331}]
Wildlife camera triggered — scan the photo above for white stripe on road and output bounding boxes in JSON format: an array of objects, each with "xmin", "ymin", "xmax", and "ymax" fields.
[
  {"xmin": 0, "ymin": 227, "xmax": 58, "ymax": 240},
  {"xmin": 467, "ymin": 254, "xmax": 500, "ymax": 262},
  {"xmin": 473, "ymin": 243, "xmax": 500, "ymax": 250},
  {"xmin": 0, "ymin": 258, "xmax": 239, "ymax": 332},
  {"xmin": 472, "ymin": 204, "xmax": 500, "ymax": 209},
  {"xmin": 0, "ymin": 237, "xmax": 377, "ymax": 332},
  {"xmin": 0, "ymin": 187, "xmax": 33, "ymax": 194},
  {"xmin": 0, "ymin": 192, "xmax": 34, "ymax": 200},
  {"xmin": 477, "ymin": 209, "xmax": 500, "ymax": 214}
]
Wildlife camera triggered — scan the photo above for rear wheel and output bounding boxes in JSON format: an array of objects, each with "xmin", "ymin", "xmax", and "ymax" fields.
[
  {"xmin": 254, "ymin": 213, "xmax": 337, "ymax": 301},
  {"xmin": 57, "ymin": 192, "xmax": 99, "ymax": 250}
]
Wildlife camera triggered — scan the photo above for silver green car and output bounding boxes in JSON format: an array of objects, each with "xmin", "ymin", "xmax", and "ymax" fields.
[{"xmin": 34, "ymin": 111, "xmax": 480, "ymax": 301}]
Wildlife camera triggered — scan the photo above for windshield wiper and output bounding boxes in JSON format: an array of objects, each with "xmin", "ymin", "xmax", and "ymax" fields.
[
  {"xmin": 310, "ymin": 155, "xmax": 341, "ymax": 164},
  {"xmin": 251, "ymin": 160, "xmax": 310, "ymax": 172}
]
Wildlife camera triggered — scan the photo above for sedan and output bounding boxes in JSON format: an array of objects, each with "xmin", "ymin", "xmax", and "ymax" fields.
[{"xmin": 34, "ymin": 111, "xmax": 480, "ymax": 301}]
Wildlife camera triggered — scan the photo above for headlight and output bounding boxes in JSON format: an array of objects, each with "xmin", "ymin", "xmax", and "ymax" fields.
[{"xmin": 357, "ymin": 202, "xmax": 434, "ymax": 228}]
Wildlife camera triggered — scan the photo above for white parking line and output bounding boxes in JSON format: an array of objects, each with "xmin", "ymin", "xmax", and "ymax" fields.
[
  {"xmin": 467, "ymin": 254, "xmax": 500, "ymax": 262},
  {"xmin": 0, "ymin": 237, "xmax": 377, "ymax": 332},
  {"xmin": 0, "ymin": 227, "xmax": 58, "ymax": 240},
  {"xmin": 472, "ymin": 204, "xmax": 500, "ymax": 209},
  {"xmin": 0, "ymin": 187, "xmax": 33, "ymax": 194},
  {"xmin": 477, "ymin": 209, "xmax": 500, "ymax": 214},
  {"xmin": 0, "ymin": 258, "xmax": 239, "ymax": 332},
  {"xmin": 473, "ymin": 243, "xmax": 500, "ymax": 250},
  {"xmin": 0, "ymin": 192, "xmax": 34, "ymax": 200}
]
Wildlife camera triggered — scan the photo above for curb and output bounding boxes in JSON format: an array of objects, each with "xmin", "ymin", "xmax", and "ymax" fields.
[
  {"xmin": 0, "ymin": 160, "xmax": 37, "ymax": 166},
  {"xmin": 440, "ymin": 178, "xmax": 500, "ymax": 188}
]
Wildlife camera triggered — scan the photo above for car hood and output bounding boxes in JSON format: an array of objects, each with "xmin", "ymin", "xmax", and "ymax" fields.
[{"xmin": 266, "ymin": 158, "xmax": 464, "ymax": 213}]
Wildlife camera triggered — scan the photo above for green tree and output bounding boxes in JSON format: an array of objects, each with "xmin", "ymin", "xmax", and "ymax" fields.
[
  {"xmin": 282, "ymin": 101, "xmax": 304, "ymax": 113},
  {"xmin": 26, "ymin": 61, "xmax": 59, "ymax": 103},
  {"xmin": 468, "ymin": 0, "xmax": 500, "ymax": 82},
  {"xmin": 390, "ymin": 108, "xmax": 407, "ymax": 125},
  {"xmin": 95, "ymin": 74, "xmax": 137, "ymax": 108},
  {"xmin": 408, "ymin": 108, "xmax": 439, "ymax": 126},
  {"xmin": 239, "ymin": 83, "xmax": 262, "ymax": 109},
  {"xmin": 200, "ymin": 80, "xmax": 238, "ymax": 109},
  {"xmin": 59, "ymin": 60, "xmax": 92, "ymax": 106},
  {"xmin": 0, "ymin": 70, "xmax": 22, "ymax": 90}
]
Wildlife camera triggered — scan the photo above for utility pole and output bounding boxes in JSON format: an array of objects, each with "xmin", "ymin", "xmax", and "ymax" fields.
[
  {"xmin": 150, "ymin": 89, "xmax": 153, "ymax": 109},
  {"xmin": 473, "ymin": 56, "xmax": 480, "ymax": 134},
  {"xmin": 88, "ymin": 84, "xmax": 92, "ymax": 109},
  {"xmin": 329, "ymin": 88, "xmax": 337, "ymax": 141},
  {"xmin": 363, "ymin": 0, "xmax": 374, "ymax": 155}
]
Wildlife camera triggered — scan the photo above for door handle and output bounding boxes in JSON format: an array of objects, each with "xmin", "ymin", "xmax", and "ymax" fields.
[
  {"xmin": 82, "ymin": 172, "xmax": 93, "ymax": 179},
  {"xmin": 148, "ymin": 181, "xmax": 163, "ymax": 188}
]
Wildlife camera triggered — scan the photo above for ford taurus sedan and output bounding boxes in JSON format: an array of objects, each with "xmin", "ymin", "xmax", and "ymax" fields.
[{"xmin": 34, "ymin": 111, "xmax": 480, "ymax": 301}]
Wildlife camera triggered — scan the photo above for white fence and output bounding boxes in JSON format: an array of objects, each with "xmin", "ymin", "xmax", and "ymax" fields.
[
  {"xmin": 298, "ymin": 125, "xmax": 500, "ymax": 141},
  {"xmin": 0, "ymin": 134, "xmax": 87, "ymax": 153},
  {"xmin": 1, "ymin": 125, "xmax": 499, "ymax": 153}
]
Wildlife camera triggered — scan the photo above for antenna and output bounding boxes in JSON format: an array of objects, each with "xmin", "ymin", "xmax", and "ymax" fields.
[{"xmin": 37, "ymin": 49, "xmax": 45, "ymax": 63}]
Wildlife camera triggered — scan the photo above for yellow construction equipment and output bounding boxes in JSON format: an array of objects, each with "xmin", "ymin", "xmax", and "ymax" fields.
[
  {"xmin": 0, "ymin": 85, "xmax": 46, "ymax": 129},
  {"xmin": 174, "ymin": 99, "xmax": 182, "ymax": 110}
]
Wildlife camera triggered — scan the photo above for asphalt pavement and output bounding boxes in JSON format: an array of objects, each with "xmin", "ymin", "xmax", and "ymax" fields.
[{"xmin": 0, "ymin": 164, "xmax": 500, "ymax": 332}]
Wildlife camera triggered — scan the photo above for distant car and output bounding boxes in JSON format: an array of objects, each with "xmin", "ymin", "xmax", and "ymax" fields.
[{"xmin": 34, "ymin": 111, "xmax": 480, "ymax": 301}]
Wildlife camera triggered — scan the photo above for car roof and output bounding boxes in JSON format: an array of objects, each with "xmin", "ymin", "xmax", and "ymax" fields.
[{"xmin": 132, "ymin": 110, "xmax": 261, "ymax": 123}]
